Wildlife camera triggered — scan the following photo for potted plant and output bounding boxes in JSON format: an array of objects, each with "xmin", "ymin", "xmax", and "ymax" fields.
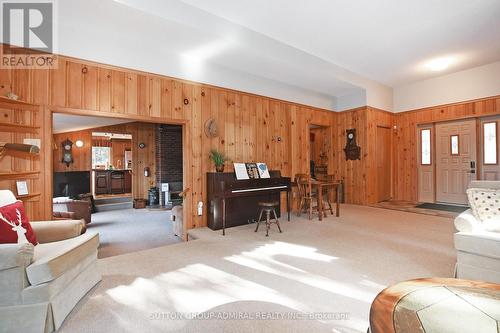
[{"xmin": 209, "ymin": 149, "xmax": 228, "ymax": 172}]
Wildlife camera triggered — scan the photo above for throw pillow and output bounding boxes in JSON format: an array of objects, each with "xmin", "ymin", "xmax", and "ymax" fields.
[
  {"xmin": 466, "ymin": 188, "xmax": 500, "ymax": 232},
  {"xmin": 0, "ymin": 200, "xmax": 38, "ymax": 245}
]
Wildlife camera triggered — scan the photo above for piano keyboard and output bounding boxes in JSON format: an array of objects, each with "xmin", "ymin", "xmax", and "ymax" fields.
[{"xmin": 231, "ymin": 185, "xmax": 288, "ymax": 193}]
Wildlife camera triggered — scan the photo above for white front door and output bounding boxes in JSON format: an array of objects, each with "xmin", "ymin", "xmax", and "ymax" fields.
[{"xmin": 435, "ymin": 119, "xmax": 477, "ymax": 205}]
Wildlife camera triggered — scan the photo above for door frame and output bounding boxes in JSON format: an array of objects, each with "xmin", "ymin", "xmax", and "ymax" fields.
[
  {"xmin": 44, "ymin": 106, "xmax": 191, "ymax": 240},
  {"xmin": 417, "ymin": 123, "xmax": 436, "ymax": 203},
  {"xmin": 308, "ymin": 123, "xmax": 332, "ymax": 177},
  {"xmin": 479, "ymin": 115, "xmax": 500, "ymax": 180},
  {"xmin": 417, "ymin": 117, "xmax": 484, "ymax": 204},
  {"xmin": 376, "ymin": 125, "xmax": 393, "ymax": 202}
]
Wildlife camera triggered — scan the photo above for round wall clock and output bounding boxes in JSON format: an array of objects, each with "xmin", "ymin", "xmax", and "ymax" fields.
[
  {"xmin": 61, "ymin": 138, "xmax": 74, "ymax": 167},
  {"xmin": 204, "ymin": 118, "xmax": 218, "ymax": 138},
  {"xmin": 138, "ymin": 142, "xmax": 146, "ymax": 149}
]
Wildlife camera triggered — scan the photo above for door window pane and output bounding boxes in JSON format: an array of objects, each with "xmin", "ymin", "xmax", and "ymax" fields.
[
  {"xmin": 421, "ymin": 129, "xmax": 431, "ymax": 165},
  {"xmin": 484, "ymin": 122, "xmax": 497, "ymax": 164},
  {"xmin": 450, "ymin": 135, "xmax": 459, "ymax": 155}
]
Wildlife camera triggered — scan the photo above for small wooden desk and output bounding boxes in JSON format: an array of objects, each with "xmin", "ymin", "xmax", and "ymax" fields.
[{"xmin": 312, "ymin": 179, "xmax": 341, "ymax": 220}]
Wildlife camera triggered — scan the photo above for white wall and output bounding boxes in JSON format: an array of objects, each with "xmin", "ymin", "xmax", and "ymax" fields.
[
  {"xmin": 336, "ymin": 91, "xmax": 367, "ymax": 111},
  {"xmin": 394, "ymin": 61, "xmax": 500, "ymax": 112},
  {"xmin": 367, "ymin": 82, "xmax": 393, "ymax": 112}
]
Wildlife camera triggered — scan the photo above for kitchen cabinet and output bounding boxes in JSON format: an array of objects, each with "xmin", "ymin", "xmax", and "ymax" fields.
[{"xmin": 93, "ymin": 170, "xmax": 132, "ymax": 195}]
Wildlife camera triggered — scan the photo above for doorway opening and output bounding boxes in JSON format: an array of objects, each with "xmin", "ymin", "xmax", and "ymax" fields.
[
  {"xmin": 51, "ymin": 113, "xmax": 184, "ymax": 258},
  {"xmin": 309, "ymin": 124, "xmax": 329, "ymax": 180},
  {"xmin": 91, "ymin": 131, "xmax": 132, "ymax": 203}
]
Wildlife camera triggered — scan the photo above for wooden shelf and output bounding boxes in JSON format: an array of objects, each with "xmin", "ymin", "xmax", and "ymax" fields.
[
  {"xmin": 0, "ymin": 123, "xmax": 40, "ymax": 132},
  {"xmin": 0, "ymin": 96, "xmax": 39, "ymax": 109},
  {"xmin": 0, "ymin": 171, "xmax": 40, "ymax": 180},
  {"xmin": 16, "ymin": 193, "xmax": 41, "ymax": 201}
]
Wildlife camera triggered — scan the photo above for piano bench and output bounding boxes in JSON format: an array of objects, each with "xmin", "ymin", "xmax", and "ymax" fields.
[
  {"xmin": 258, "ymin": 201, "xmax": 279, "ymax": 208},
  {"xmin": 255, "ymin": 201, "xmax": 282, "ymax": 237}
]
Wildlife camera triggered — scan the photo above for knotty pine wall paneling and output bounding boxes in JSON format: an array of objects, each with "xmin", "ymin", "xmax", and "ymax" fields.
[
  {"xmin": 331, "ymin": 106, "xmax": 395, "ymax": 205},
  {"xmin": 333, "ymin": 107, "xmax": 368, "ymax": 204},
  {"xmin": 132, "ymin": 123, "xmax": 157, "ymax": 200},
  {"xmin": 0, "ymin": 99, "xmax": 45, "ymax": 220},
  {"xmin": 5, "ymin": 47, "xmax": 495, "ymax": 230},
  {"xmin": 14, "ymin": 48, "xmax": 496, "ymax": 233},
  {"xmin": 111, "ymin": 139, "xmax": 131, "ymax": 169},
  {"xmin": 53, "ymin": 130, "xmax": 92, "ymax": 172},
  {"xmin": 366, "ymin": 107, "xmax": 395, "ymax": 203}
]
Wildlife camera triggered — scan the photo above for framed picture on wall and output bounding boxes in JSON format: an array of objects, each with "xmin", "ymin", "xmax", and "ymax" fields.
[{"xmin": 16, "ymin": 181, "xmax": 29, "ymax": 196}]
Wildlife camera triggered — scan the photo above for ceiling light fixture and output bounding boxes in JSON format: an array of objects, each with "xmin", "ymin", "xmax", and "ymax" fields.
[{"xmin": 425, "ymin": 56, "xmax": 455, "ymax": 72}]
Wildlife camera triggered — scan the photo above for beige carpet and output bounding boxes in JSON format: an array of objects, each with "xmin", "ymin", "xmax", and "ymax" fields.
[
  {"xmin": 87, "ymin": 209, "xmax": 181, "ymax": 258},
  {"xmin": 59, "ymin": 205, "xmax": 456, "ymax": 333}
]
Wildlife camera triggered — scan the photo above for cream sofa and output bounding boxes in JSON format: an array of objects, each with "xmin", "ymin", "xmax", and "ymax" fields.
[
  {"xmin": 454, "ymin": 181, "xmax": 500, "ymax": 283},
  {"xmin": 0, "ymin": 190, "xmax": 101, "ymax": 333}
]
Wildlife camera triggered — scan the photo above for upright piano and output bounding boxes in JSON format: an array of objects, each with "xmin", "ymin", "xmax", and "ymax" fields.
[{"xmin": 207, "ymin": 171, "xmax": 292, "ymax": 235}]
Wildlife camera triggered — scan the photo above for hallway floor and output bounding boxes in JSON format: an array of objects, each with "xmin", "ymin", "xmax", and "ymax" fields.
[
  {"xmin": 369, "ymin": 200, "xmax": 463, "ymax": 218},
  {"xmin": 87, "ymin": 208, "xmax": 181, "ymax": 258}
]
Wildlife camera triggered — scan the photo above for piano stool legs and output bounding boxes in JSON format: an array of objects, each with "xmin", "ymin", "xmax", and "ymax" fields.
[
  {"xmin": 272, "ymin": 209, "xmax": 282, "ymax": 233},
  {"xmin": 255, "ymin": 206, "xmax": 282, "ymax": 237},
  {"xmin": 255, "ymin": 209, "xmax": 264, "ymax": 232}
]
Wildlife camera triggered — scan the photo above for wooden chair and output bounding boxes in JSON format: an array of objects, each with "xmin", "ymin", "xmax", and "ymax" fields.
[
  {"xmin": 294, "ymin": 173, "xmax": 307, "ymax": 216},
  {"xmin": 295, "ymin": 174, "xmax": 317, "ymax": 220},
  {"xmin": 321, "ymin": 174, "xmax": 335, "ymax": 216}
]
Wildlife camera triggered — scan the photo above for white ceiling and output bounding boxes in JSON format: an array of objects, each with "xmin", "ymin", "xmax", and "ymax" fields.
[
  {"xmin": 43, "ymin": 0, "xmax": 500, "ymax": 112},
  {"xmin": 179, "ymin": 0, "xmax": 500, "ymax": 86},
  {"xmin": 53, "ymin": 0, "xmax": 393, "ymax": 111},
  {"xmin": 53, "ymin": 114, "xmax": 133, "ymax": 134}
]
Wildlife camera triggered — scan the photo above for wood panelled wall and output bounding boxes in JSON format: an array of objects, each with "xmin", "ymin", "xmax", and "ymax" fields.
[
  {"xmin": 53, "ymin": 130, "xmax": 92, "ymax": 172},
  {"xmin": 332, "ymin": 106, "xmax": 395, "ymax": 204},
  {"xmin": 393, "ymin": 96, "xmax": 500, "ymax": 202},
  {"xmin": 3, "ymin": 46, "xmax": 498, "ymax": 230},
  {"xmin": 52, "ymin": 123, "xmax": 156, "ymax": 199},
  {"xmin": 1, "ymin": 53, "xmax": 342, "ymax": 231},
  {"xmin": 111, "ymin": 140, "xmax": 132, "ymax": 169},
  {"xmin": 0, "ymin": 99, "xmax": 46, "ymax": 220}
]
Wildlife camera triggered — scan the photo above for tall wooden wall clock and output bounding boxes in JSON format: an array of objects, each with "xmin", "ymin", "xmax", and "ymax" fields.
[
  {"xmin": 61, "ymin": 138, "xmax": 74, "ymax": 166},
  {"xmin": 344, "ymin": 129, "xmax": 361, "ymax": 160}
]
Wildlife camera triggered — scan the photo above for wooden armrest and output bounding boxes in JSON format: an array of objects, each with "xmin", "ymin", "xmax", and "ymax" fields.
[{"xmin": 178, "ymin": 188, "xmax": 191, "ymax": 199}]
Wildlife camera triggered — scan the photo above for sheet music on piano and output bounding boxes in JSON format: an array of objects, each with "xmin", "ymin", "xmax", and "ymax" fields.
[
  {"xmin": 257, "ymin": 163, "xmax": 270, "ymax": 178},
  {"xmin": 234, "ymin": 162, "xmax": 270, "ymax": 180},
  {"xmin": 234, "ymin": 163, "xmax": 249, "ymax": 180}
]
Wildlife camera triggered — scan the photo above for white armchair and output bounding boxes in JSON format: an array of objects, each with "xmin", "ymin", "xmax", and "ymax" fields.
[
  {"xmin": 454, "ymin": 181, "xmax": 500, "ymax": 283},
  {"xmin": 0, "ymin": 190, "xmax": 101, "ymax": 333}
]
